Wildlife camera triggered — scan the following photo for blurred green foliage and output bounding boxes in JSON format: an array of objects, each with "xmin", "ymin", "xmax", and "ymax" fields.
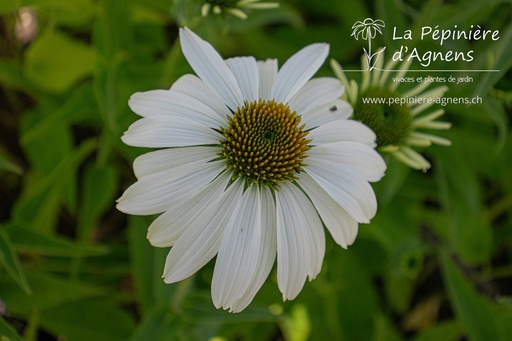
[{"xmin": 0, "ymin": 0, "xmax": 511, "ymax": 340}]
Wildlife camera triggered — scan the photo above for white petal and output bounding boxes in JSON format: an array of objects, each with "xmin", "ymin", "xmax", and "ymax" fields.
[
  {"xmin": 229, "ymin": 187, "xmax": 277, "ymax": 312},
  {"xmin": 121, "ymin": 115, "xmax": 220, "ymax": 148},
  {"xmin": 116, "ymin": 160, "xmax": 224, "ymax": 215},
  {"xmin": 133, "ymin": 146, "xmax": 220, "ymax": 178},
  {"xmin": 170, "ymin": 74, "xmax": 229, "ymax": 118},
  {"xmin": 308, "ymin": 119, "xmax": 376, "ymax": 147},
  {"xmin": 257, "ymin": 59, "xmax": 278, "ymax": 100},
  {"xmin": 212, "ymin": 185, "xmax": 277, "ymax": 312},
  {"xmin": 300, "ymin": 100, "xmax": 352, "ymax": 130},
  {"xmin": 276, "ymin": 183, "xmax": 325, "ymax": 300},
  {"xmin": 147, "ymin": 209, "xmax": 188, "ymax": 248},
  {"xmin": 163, "ymin": 177, "xmax": 245, "ymax": 283},
  {"xmin": 305, "ymin": 159, "xmax": 378, "ymax": 223},
  {"xmin": 298, "ymin": 173, "xmax": 359, "ymax": 248},
  {"xmin": 179, "ymin": 27, "xmax": 243, "ymax": 110},
  {"xmin": 147, "ymin": 168, "xmax": 232, "ymax": 247},
  {"xmin": 288, "ymin": 78, "xmax": 343, "ymax": 113},
  {"xmin": 212, "ymin": 185, "xmax": 261, "ymax": 309},
  {"xmin": 213, "ymin": 187, "xmax": 277, "ymax": 312},
  {"xmin": 225, "ymin": 57, "xmax": 259, "ymax": 103},
  {"xmin": 128, "ymin": 90, "xmax": 225, "ymax": 127},
  {"xmin": 271, "ymin": 43, "xmax": 329, "ymax": 104},
  {"xmin": 308, "ymin": 142, "xmax": 386, "ymax": 182}
]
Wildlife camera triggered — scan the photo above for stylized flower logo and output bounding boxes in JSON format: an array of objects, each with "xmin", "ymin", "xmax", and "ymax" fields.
[
  {"xmin": 351, "ymin": 18, "xmax": 385, "ymax": 40},
  {"xmin": 351, "ymin": 18, "xmax": 386, "ymax": 70}
]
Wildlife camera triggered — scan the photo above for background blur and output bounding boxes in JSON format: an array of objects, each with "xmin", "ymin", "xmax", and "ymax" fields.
[{"xmin": 1, "ymin": 0, "xmax": 511, "ymax": 340}]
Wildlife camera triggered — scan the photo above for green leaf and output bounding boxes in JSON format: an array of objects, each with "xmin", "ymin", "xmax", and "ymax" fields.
[
  {"xmin": 0, "ymin": 150, "xmax": 22, "ymax": 176},
  {"xmin": 0, "ymin": 315, "xmax": 23, "ymax": 341},
  {"xmin": 376, "ymin": 0, "xmax": 407, "ymax": 50},
  {"xmin": 336, "ymin": 255, "xmax": 378, "ymax": 340},
  {"xmin": 12, "ymin": 139, "xmax": 96, "ymax": 232},
  {"xmin": 480, "ymin": 97, "xmax": 509, "ymax": 152},
  {"xmin": 78, "ymin": 164, "xmax": 118, "ymax": 238},
  {"xmin": 0, "ymin": 0, "xmax": 16, "ymax": 15},
  {"xmin": 11, "ymin": 188, "xmax": 61, "ymax": 235},
  {"xmin": 21, "ymin": 84, "xmax": 97, "ymax": 146},
  {"xmin": 374, "ymin": 158, "xmax": 411, "ymax": 207},
  {"xmin": 18, "ymin": 102, "xmax": 78, "ymax": 218},
  {"xmin": 127, "ymin": 216, "xmax": 173, "ymax": 316},
  {"xmin": 6, "ymin": 224, "xmax": 108, "ymax": 257},
  {"xmin": 40, "ymin": 298, "xmax": 135, "ymax": 341},
  {"xmin": 14, "ymin": 120, "xmax": 74, "ymax": 232},
  {"xmin": 0, "ymin": 228, "xmax": 32, "ymax": 295},
  {"xmin": 435, "ymin": 145, "xmax": 492, "ymax": 264},
  {"xmin": 438, "ymin": 0, "xmax": 494, "ymax": 27},
  {"xmin": 92, "ymin": 0, "xmax": 137, "ymax": 153},
  {"xmin": 0, "ymin": 271, "xmax": 104, "ymax": 314},
  {"xmin": 384, "ymin": 272, "xmax": 416, "ymax": 314},
  {"xmin": 440, "ymin": 252, "xmax": 500, "ymax": 341},
  {"xmin": 0, "ymin": 60, "xmax": 35, "ymax": 94},
  {"xmin": 129, "ymin": 307, "xmax": 179, "ymax": 341},
  {"xmin": 333, "ymin": 0, "xmax": 368, "ymax": 28},
  {"xmin": 20, "ymin": 104, "xmax": 74, "ymax": 175},
  {"xmin": 308, "ymin": 251, "xmax": 378, "ymax": 340},
  {"xmin": 373, "ymin": 313, "xmax": 404, "ymax": 341},
  {"xmin": 496, "ymin": 300, "xmax": 512, "ymax": 341},
  {"xmin": 29, "ymin": 0, "xmax": 96, "ymax": 27},
  {"xmin": 93, "ymin": 0, "xmax": 131, "ymax": 60},
  {"xmin": 473, "ymin": 18, "xmax": 512, "ymax": 98},
  {"xmin": 413, "ymin": 320, "xmax": 461, "ymax": 341},
  {"xmin": 24, "ymin": 29, "xmax": 96, "ymax": 92},
  {"xmin": 280, "ymin": 304, "xmax": 311, "ymax": 341},
  {"xmin": 181, "ymin": 294, "xmax": 279, "ymax": 324}
]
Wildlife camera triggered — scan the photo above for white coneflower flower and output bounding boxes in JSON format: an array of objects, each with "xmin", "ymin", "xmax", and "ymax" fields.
[
  {"xmin": 331, "ymin": 53, "xmax": 452, "ymax": 171},
  {"xmin": 201, "ymin": 0, "xmax": 279, "ymax": 20},
  {"xmin": 117, "ymin": 27, "xmax": 386, "ymax": 313}
]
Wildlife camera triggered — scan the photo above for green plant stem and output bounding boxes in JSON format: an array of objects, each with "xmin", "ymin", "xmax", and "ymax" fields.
[
  {"xmin": 485, "ymin": 193, "xmax": 512, "ymax": 222},
  {"xmin": 24, "ymin": 309, "xmax": 40, "ymax": 341},
  {"xmin": 171, "ymin": 276, "xmax": 194, "ymax": 313}
]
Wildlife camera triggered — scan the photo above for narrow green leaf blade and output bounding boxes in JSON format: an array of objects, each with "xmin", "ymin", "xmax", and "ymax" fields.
[
  {"xmin": 127, "ymin": 216, "xmax": 175, "ymax": 316},
  {"xmin": 0, "ymin": 229, "xmax": 31, "ymax": 294},
  {"xmin": 6, "ymin": 224, "xmax": 108, "ymax": 257},
  {"xmin": 413, "ymin": 320, "xmax": 461, "ymax": 341},
  {"xmin": 0, "ymin": 315, "xmax": 24, "ymax": 341},
  {"xmin": 78, "ymin": 164, "xmax": 118, "ymax": 239},
  {"xmin": 40, "ymin": 298, "xmax": 135, "ymax": 341},
  {"xmin": 129, "ymin": 307, "xmax": 178, "ymax": 341},
  {"xmin": 473, "ymin": 22, "xmax": 512, "ymax": 98},
  {"xmin": 441, "ymin": 252, "xmax": 500, "ymax": 341},
  {"xmin": 0, "ymin": 151, "xmax": 22, "ymax": 175},
  {"xmin": 0, "ymin": 271, "xmax": 104, "ymax": 314}
]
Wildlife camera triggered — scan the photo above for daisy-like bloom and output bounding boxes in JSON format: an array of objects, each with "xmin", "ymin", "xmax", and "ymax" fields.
[
  {"xmin": 201, "ymin": 0, "xmax": 279, "ymax": 20},
  {"xmin": 331, "ymin": 53, "xmax": 452, "ymax": 171},
  {"xmin": 351, "ymin": 18, "xmax": 385, "ymax": 41},
  {"xmin": 117, "ymin": 27, "xmax": 386, "ymax": 313}
]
